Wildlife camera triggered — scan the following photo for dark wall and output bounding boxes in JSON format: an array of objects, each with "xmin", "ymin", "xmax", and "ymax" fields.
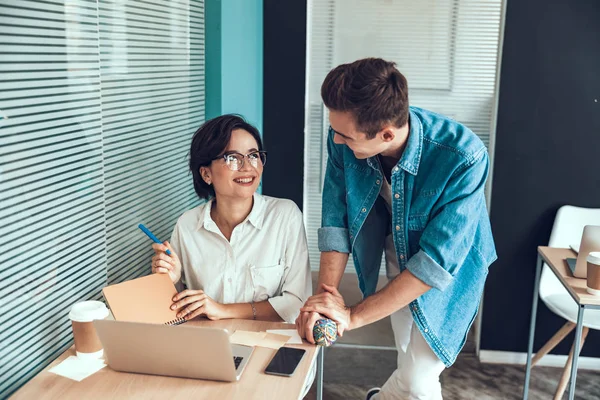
[
  {"xmin": 262, "ymin": 0, "xmax": 307, "ymax": 209},
  {"xmin": 483, "ymin": 0, "xmax": 600, "ymax": 356}
]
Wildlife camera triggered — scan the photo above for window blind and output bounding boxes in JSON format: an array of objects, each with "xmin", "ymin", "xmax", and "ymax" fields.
[
  {"xmin": 304, "ymin": 0, "xmax": 504, "ymax": 272},
  {"xmin": 0, "ymin": 1, "xmax": 107, "ymax": 396},
  {"xmin": 98, "ymin": 0, "xmax": 204, "ymax": 284},
  {"xmin": 0, "ymin": 0, "xmax": 204, "ymax": 397}
]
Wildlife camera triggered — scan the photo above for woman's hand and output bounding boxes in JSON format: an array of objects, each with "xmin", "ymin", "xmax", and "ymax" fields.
[
  {"xmin": 171, "ymin": 289, "xmax": 228, "ymax": 321},
  {"xmin": 151, "ymin": 241, "xmax": 182, "ymax": 284}
]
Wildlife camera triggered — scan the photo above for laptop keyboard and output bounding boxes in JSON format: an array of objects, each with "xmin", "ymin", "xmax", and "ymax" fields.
[{"xmin": 233, "ymin": 356, "xmax": 243, "ymax": 370}]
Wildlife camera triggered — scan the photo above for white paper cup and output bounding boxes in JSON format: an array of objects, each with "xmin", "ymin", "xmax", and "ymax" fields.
[
  {"xmin": 586, "ymin": 252, "xmax": 600, "ymax": 296},
  {"xmin": 69, "ymin": 301, "xmax": 109, "ymax": 359}
]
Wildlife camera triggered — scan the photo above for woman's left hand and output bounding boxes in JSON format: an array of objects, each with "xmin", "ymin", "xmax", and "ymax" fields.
[{"xmin": 171, "ymin": 289, "xmax": 227, "ymax": 321}]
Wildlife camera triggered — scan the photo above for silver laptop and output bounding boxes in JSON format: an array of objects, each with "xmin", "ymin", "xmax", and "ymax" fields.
[
  {"xmin": 94, "ymin": 319, "xmax": 254, "ymax": 381},
  {"xmin": 567, "ymin": 225, "xmax": 600, "ymax": 278}
]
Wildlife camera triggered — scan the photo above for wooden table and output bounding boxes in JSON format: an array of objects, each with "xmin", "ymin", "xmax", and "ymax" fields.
[
  {"xmin": 10, "ymin": 319, "xmax": 323, "ymax": 400},
  {"xmin": 523, "ymin": 247, "xmax": 600, "ymax": 400}
]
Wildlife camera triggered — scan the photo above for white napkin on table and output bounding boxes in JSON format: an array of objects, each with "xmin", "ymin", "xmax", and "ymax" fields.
[{"xmin": 49, "ymin": 356, "xmax": 106, "ymax": 382}]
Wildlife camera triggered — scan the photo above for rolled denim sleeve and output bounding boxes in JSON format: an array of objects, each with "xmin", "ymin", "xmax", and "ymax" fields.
[
  {"xmin": 406, "ymin": 148, "xmax": 490, "ymax": 291},
  {"xmin": 318, "ymin": 227, "xmax": 351, "ymax": 253},
  {"xmin": 317, "ymin": 127, "xmax": 351, "ymax": 254}
]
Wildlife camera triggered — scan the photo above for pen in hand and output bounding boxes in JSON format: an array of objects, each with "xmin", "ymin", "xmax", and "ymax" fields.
[{"xmin": 138, "ymin": 224, "xmax": 172, "ymax": 255}]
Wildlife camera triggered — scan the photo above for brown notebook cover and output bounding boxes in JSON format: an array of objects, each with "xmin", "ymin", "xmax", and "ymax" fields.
[{"xmin": 102, "ymin": 273, "xmax": 185, "ymax": 326}]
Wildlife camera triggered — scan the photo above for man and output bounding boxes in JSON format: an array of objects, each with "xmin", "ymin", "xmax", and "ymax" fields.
[{"xmin": 296, "ymin": 58, "xmax": 497, "ymax": 400}]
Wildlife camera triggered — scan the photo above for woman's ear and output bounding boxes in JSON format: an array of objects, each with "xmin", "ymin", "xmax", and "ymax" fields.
[{"xmin": 200, "ymin": 167, "xmax": 212, "ymax": 185}]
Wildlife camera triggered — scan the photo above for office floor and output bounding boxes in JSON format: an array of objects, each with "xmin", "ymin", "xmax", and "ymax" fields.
[{"xmin": 305, "ymin": 273, "xmax": 600, "ymax": 400}]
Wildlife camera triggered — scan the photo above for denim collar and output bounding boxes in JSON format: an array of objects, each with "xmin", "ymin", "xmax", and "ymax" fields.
[
  {"xmin": 397, "ymin": 109, "xmax": 423, "ymax": 176},
  {"xmin": 366, "ymin": 108, "xmax": 423, "ymax": 176}
]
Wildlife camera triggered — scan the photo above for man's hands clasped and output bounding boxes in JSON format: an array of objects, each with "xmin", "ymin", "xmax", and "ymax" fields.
[{"xmin": 295, "ymin": 283, "xmax": 353, "ymax": 344}]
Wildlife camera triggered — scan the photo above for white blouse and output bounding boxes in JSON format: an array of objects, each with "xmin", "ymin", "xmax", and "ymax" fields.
[{"xmin": 170, "ymin": 194, "xmax": 312, "ymax": 323}]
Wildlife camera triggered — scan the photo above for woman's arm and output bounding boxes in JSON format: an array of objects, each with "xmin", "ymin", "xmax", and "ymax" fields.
[
  {"xmin": 172, "ymin": 290, "xmax": 283, "ymax": 321},
  {"xmin": 220, "ymin": 301, "xmax": 282, "ymax": 321},
  {"xmin": 267, "ymin": 204, "xmax": 312, "ymax": 323}
]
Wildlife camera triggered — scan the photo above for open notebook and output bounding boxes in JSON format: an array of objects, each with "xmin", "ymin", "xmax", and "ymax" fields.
[{"xmin": 102, "ymin": 273, "xmax": 185, "ymax": 326}]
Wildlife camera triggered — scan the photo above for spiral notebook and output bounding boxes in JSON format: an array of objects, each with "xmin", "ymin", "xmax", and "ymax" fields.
[{"xmin": 102, "ymin": 273, "xmax": 186, "ymax": 326}]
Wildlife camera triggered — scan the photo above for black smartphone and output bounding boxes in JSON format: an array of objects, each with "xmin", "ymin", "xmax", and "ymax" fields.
[{"xmin": 264, "ymin": 347, "xmax": 306, "ymax": 377}]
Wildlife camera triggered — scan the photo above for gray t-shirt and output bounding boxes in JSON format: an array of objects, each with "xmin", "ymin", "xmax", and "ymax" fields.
[{"xmin": 380, "ymin": 177, "xmax": 401, "ymax": 280}]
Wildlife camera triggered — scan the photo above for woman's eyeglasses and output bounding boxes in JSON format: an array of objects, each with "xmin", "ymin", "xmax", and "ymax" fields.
[{"xmin": 213, "ymin": 151, "xmax": 267, "ymax": 171}]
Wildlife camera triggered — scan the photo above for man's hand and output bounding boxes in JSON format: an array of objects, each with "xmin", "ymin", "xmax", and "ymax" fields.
[
  {"xmin": 297, "ymin": 251, "xmax": 350, "ymax": 343},
  {"xmin": 295, "ymin": 311, "xmax": 324, "ymax": 344},
  {"xmin": 300, "ymin": 283, "xmax": 351, "ymax": 337}
]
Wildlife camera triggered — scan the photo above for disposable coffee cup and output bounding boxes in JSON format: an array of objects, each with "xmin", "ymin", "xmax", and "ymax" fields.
[
  {"xmin": 586, "ymin": 252, "xmax": 600, "ymax": 296},
  {"xmin": 69, "ymin": 301, "xmax": 109, "ymax": 359}
]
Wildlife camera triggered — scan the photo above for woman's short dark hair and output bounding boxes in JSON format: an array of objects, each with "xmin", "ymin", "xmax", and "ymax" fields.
[
  {"xmin": 321, "ymin": 58, "xmax": 409, "ymax": 139},
  {"xmin": 189, "ymin": 114, "xmax": 263, "ymax": 199}
]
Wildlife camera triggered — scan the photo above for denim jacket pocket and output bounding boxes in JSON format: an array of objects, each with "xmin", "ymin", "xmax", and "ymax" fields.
[
  {"xmin": 250, "ymin": 262, "xmax": 285, "ymax": 301},
  {"xmin": 407, "ymin": 214, "xmax": 429, "ymax": 255}
]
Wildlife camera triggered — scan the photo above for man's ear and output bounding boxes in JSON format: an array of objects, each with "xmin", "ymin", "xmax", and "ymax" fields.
[{"xmin": 380, "ymin": 128, "xmax": 395, "ymax": 142}]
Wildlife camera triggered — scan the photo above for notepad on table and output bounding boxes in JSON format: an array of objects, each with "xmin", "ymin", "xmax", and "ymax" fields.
[
  {"xmin": 102, "ymin": 273, "xmax": 185, "ymax": 326},
  {"xmin": 229, "ymin": 330, "xmax": 291, "ymax": 349}
]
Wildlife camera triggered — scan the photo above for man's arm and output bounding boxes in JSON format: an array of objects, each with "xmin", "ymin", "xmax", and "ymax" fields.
[
  {"xmin": 295, "ymin": 251, "xmax": 349, "ymax": 343},
  {"xmin": 315, "ymin": 128, "xmax": 351, "ymax": 292},
  {"xmin": 302, "ymin": 269, "xmax": 430, "ymax": 334},
  {"xmin": 349, "ymin": 269, "xmax": 430, "ymax": 329},
  {"xmin": 404, "ymin": 148, "xmax": 491, "ymax": 290},
  {"xmin": 316, "ymin": 251, "xmax": 349, "ymax": 293},
  {"xmin": 296, "ymin": 127, "xmax": 351, "ymax": 343}
]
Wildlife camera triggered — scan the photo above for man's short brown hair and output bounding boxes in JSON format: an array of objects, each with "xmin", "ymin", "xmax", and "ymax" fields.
[{"xmin": 321, "ymin": 58, "xmax": 409, "ymax": 139}]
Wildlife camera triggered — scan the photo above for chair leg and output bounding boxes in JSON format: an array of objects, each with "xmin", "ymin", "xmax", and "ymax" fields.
[
  {"xmin": 532, "ymin": 322, "xmax": 576, "ymax": 367},
  {"xmin": 553, "ymin": 326, "xmax": 589, "ymax": 400}
]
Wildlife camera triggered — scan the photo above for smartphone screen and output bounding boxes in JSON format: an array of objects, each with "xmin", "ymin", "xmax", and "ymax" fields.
[{"xmin": 264, "ymin": 347, "xmax": 306, "ymax": 377}]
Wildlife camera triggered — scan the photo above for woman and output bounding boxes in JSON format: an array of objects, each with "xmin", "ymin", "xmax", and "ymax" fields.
[{"xmin": 151, "ymin": 114, "xmax": 311, "ymax": 323}]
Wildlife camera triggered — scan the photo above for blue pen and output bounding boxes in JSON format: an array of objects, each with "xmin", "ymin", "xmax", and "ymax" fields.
[{"xmin": 138, "ymin": 224, "xmax": 172, "ymax": 255}]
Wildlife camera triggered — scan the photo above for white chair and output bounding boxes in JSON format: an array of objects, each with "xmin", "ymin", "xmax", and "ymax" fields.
[{"xmin": 533, "ymin": 205, "xmax": 600, "ymax": 399}]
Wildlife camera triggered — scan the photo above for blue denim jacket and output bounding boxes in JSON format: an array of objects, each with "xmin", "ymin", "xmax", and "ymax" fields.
[{"xmin": 318, "ymin": 106, "xmax": 497, "ymax": 366}]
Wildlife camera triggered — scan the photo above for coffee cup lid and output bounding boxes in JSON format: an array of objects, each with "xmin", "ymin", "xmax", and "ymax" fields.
[
  {"xmin": 587, "ymin": 252, "xmax": 600, "ymax": 265},
  {"xmin": 69, "ymin": 301, "xmax": 109, "ymax": 322}
]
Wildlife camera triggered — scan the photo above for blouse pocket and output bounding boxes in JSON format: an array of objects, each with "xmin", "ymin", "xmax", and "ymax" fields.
[{"xmin": 249, "ymin": 262, "xmax": 285, "ymax": 301}]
